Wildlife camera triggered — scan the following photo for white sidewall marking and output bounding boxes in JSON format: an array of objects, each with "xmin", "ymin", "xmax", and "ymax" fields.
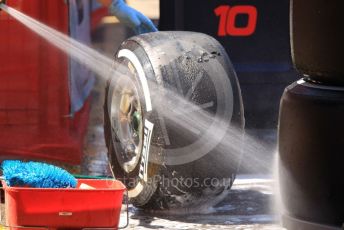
[
  {"xmin": 139, "ymin": 119, "xmax": 154, "ymax": 182},
  {"xmin": 118, "ymin": 49, "xmax": 152, "ymax": 112},
  {"xmin": 128, "ymin": 182, "xmax": 144, "ymax": 198}
]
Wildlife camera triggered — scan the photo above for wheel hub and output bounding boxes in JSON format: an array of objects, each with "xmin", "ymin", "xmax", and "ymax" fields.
[{"xmin": 110, "ymin": 67, "xmax": 143, "ymax": 173}]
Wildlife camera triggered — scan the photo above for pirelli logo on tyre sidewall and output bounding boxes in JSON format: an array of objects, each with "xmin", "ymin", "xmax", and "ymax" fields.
[{"xmin": 139, "ymin": 119, "xmax": 154, "ymax": 182}]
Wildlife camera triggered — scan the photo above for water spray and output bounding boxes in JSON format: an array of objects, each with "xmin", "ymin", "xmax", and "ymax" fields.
[{"xmin": 0, "ymin": 2, "xmax": 276, "ymax": 213}]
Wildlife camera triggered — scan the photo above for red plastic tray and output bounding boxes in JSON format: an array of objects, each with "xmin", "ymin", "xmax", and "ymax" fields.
[{"xmin": 1, "ymin": 179, "xmax": 126, "ymax": 229}]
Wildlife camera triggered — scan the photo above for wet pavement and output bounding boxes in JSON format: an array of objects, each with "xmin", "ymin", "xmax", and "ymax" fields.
[{"xmin": 118, "ymin": 175, "xmax": 285, "ymax": 229}]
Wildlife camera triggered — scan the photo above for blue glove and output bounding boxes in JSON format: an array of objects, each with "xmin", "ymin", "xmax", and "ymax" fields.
[{"xmin": 110, "ymin": 0, "xmax": 158, "ymax": 35}]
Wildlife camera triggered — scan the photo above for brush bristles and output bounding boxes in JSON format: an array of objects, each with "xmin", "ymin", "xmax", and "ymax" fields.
[{"xmin": 1, "ymin": 160, "xmax": 77, "ymax": 188}]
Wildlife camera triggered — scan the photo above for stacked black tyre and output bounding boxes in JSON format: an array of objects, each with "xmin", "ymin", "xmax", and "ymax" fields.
[
  {"xmin": 278, "ymin": 0, "xmax": 344, "ymax": 229},
  {"xmin": 104, "ymin": 32, "xmax": 244, "ymax": 210}
]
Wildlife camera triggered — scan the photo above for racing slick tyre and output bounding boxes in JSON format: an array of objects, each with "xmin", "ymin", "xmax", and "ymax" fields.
[
  {"xmin": 291, "ymin": 0, "xmax": 344, "ymax": 85},
  {"xmin": 278, "ymin": 79, "xmax": 344, "ymax": 229},
  {"xmin": 104, "ymin": 31, "xmax": 244, "ymax": 209}
]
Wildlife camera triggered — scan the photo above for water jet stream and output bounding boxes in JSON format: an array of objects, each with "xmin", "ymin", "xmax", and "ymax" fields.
[{"xmin": 0, "ymin": 3, "xmax": 274, "ymax": 178}]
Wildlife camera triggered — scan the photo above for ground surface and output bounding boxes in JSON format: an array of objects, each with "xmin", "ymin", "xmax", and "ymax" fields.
[{"xmin": 118, "ymin": 175, "xmax": 285, "ymax": 229}]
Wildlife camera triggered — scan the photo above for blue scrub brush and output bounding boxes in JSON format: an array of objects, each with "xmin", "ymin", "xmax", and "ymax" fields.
[{"xmin": 1, "ymin": 160, "xmax": 77, "ymax": 188}]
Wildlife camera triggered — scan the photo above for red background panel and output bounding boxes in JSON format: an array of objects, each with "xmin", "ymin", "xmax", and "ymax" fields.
[{"xmin": 0, "ymin": 0, "xmax": 89, "ymax": 164}]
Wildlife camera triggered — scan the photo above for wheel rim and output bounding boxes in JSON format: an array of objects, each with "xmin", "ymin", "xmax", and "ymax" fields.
[{"xmin": 110, "ymin": 63, "xmax": 144, "ymax": 173}]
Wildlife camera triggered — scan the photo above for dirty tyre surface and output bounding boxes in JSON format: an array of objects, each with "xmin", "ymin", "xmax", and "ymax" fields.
[{"xmin": 104, "ymin": 31, "xmax": 244, "ymax": 209}]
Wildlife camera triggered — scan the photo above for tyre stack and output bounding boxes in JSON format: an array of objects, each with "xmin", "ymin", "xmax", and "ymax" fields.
[{"xmin": 278, "ymin": 0, "xmax": 344, "ymax": 229}]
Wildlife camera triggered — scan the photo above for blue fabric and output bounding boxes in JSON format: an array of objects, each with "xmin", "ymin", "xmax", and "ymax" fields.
[
  {"xmin": 110, "ymin": 0, "xmax": 158, "ymax": 34},
  {"xmin": 68, "ymin": 0, "xmax": 95, "ymax": 115},
  {"xmin": 1, "ymin": 160, "xmax": 77, "ymax": 188},
  {"xmin": 67, "ymin": 0, "xmax": 156, "ymax": 115}
]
